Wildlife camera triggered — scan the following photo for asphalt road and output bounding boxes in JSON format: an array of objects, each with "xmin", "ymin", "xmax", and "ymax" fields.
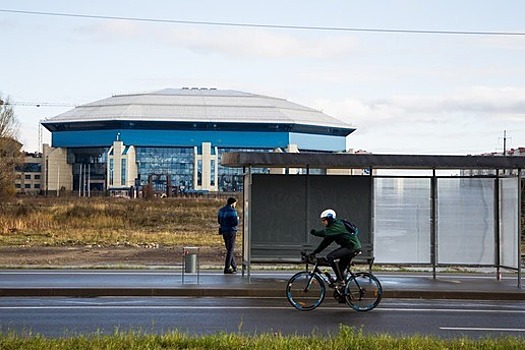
[{"xmin": 0, "ymin": 297, "xmax": 524, "ymax": 339}]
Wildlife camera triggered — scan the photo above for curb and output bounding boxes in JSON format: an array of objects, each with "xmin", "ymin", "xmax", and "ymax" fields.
[{"xmin": 1, "ymin": 288, "xmax": 523, "ymax": 300}]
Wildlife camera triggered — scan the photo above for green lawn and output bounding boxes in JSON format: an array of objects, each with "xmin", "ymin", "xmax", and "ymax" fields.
[{"xmin": 0, "ymin": 326, "xmax": 523, "ymax": 349}]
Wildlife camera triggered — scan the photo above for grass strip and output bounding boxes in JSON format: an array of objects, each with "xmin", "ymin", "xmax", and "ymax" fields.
[{"xmin": 0, "ymin": 326, "xmax": 523, "ymax": 350}]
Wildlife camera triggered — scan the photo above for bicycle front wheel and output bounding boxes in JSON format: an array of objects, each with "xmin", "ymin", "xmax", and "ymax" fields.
[
  {"xmin": 286, "ymin": 271, "xmax": 326, "ymax": 311},
  {"xmin": 345, "ymin": 272, "xmax": 382, "ymax": 312}
]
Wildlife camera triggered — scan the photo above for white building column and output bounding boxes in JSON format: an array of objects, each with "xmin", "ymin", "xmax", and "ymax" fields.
[
  {"xmin": 42, "ymin": 144, "xmax": 73, "ymax": 193},
  {"xmin": 194, "ymin": 142, "xmax": 218, "ymax": 191},
  {"xmin": 107, "ymin": 140, "xmax": 137, "ymax": 190}
]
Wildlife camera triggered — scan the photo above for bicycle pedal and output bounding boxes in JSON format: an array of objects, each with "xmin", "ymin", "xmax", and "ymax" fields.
[{"xmin": 333, "ymin": 281, "xmax": 345, "ymax": 289}]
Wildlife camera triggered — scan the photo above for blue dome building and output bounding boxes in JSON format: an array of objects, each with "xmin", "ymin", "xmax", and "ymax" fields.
[{"xmin": 41, "ymin": 88, "xmax": 355, "ymax": 194}]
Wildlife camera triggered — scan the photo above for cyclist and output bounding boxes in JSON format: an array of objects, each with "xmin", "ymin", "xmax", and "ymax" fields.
[{"xmin": 309, "ymin": 209, "xmax": 361, "ymax": 289}]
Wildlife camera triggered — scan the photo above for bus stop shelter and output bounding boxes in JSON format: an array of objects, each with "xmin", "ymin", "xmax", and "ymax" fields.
[{"xmin": 222, "ymin": 152, "xmax": 524, "ymax": 287}]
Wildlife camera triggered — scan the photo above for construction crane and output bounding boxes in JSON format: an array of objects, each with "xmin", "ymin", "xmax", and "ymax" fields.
[
  {"xmin": 0, "ymin": 99, "xmax": 76, "ymax": 152},
  {"xmin": 0, "ymin": 100, "xmax": 76, "ymax": 107}
]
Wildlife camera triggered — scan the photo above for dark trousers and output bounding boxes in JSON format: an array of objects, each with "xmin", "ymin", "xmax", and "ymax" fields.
[
  {"xmin": 327, "ymin": 247, "xmax": 357, "ymax": 282},
  {"xmin": 222, "ymin": 232, "xmax": 237, "ymax": 271}
]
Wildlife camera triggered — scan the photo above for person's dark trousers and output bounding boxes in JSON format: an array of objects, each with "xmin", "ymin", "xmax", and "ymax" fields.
[
  {"xmin": 222, "ymin": 231, "xmax": 237, "ymax": 272},
  {"xmin": 327, "ymin": 247, "xmax": 356, "ymax": 282}
]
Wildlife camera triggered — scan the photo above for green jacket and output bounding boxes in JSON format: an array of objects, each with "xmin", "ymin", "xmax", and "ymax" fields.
[{"xmin": 311, "ymin": 218, "xmax": 361, "ymax": 254}]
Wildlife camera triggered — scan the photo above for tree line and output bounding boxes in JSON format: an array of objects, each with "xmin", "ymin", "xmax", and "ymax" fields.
[{"xmin": 0, "ymin": 93, "xmax": 22, "ymax": 198}]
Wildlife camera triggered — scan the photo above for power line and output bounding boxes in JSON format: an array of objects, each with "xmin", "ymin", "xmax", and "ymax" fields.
[{"xmin": 2, "ymin": 8, "xmax": 525, "ymax": 36}]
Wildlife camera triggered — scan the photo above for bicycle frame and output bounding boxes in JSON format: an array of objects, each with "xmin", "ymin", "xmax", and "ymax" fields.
[
  {"xmin": 286, "ymin": 252, "xmax": 382, "ymax": 312},
  {"xmin": 303, "ymin": 253, "xmax": 361, "ymax": 288}
]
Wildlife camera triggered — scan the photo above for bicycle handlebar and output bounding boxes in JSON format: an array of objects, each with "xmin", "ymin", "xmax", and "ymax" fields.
[
  {"xmin": 301, "ymin": 251, "xmax": 331, "ymax": 266},
  {"xmin": 300, "ymin": 250, "xmax": 362, "ymax": 266}
]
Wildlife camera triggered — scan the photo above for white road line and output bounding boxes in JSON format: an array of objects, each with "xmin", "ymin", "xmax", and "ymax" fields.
[
  {"xmin": 0, "ymin": 306, "xmax": 291, "ymax": 310},
  {"xmin": 378, "ymin": 308, "xmax": 525, "ymax": 314},
  {"xmin": 0, "ymin": 306, "xmax": 524, "ymax": 314},
  {"xmin": 440, "ymin": 327, "xmax": 525, "ymax": 333}
]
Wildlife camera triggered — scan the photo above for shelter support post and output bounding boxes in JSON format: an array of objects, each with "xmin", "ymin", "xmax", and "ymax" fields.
[
  {"xmin": 431, "ymin": 169, "xmax": 438, "ymax": 280},
  {"xmin": 304, "ymin": 166, "xmax": 310, "ymax": 249},
  {"xmin": 369, "ymin": 167, "xmax": 375, "ymax": 272},
  {"xmin": 495, "ymin": 171, "xmax": 501, "ymax": 280},
  {"xmin": 518, "ymin": 168, "xmax": 522, "ymax": 289},
  {"xmin": 242, "ymin": 166, "xmax": 253, "ymax": 283}
]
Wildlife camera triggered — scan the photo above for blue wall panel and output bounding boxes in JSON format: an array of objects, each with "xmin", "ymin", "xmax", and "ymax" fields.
[
  {"xmin": 289, "ymin": 132, "xmax": 347, "ymax": 151},
  {"xmin": 52, "ymin": 129, "xmax": 347, "ymax": 151},
  {"xmin": 52, "ymin": 129, "xmax": 291, "ymax": 148},
  {"xmin": 52, "ymin": 130, "xmax": 119, "ymax": 147}
]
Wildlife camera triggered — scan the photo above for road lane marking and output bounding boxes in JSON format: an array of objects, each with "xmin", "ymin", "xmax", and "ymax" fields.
[
  {"xmin": 440, "ymin": 327, "xmax": 525, "ymax": 333},
  {"xmin": 0, "ymin": 305, "xmax": 524, "ymax": 314},
  {"xmin": 378, "ymin": 308, "xmax": 525, "ymax": 314},
  {"xmin": 0, "ymin": 305, "xmax": 293, "ymax": 311}
]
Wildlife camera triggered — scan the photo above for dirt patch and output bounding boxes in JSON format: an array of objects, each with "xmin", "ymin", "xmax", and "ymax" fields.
[{"xmin": 0, "ymin": 246, "xmax": 231, "ymax": 268}]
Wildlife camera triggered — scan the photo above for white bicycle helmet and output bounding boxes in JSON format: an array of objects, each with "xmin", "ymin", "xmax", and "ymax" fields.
[{"xmin": 320, "ymin": 209, "xmax": 336, "ymax": 219}]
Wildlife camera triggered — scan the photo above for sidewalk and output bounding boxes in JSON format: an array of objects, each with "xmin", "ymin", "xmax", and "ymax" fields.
[{"xmin": 0, "ymin": 269, "xmax": 523, "ymax": 300}]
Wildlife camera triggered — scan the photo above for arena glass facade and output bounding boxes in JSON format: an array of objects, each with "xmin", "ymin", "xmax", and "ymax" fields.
[{"xmin": 41, "ymin": 88, "xmax": 355, "ymax": 195}]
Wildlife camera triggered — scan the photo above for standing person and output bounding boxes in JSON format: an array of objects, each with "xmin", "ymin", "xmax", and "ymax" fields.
[
  {"xmin": 309, "ymin": 209, "xmax": 361, "ymax": 287},
  {"xmin": 218, "ymin": 197, "xmax": 239, "ymax": 274}
]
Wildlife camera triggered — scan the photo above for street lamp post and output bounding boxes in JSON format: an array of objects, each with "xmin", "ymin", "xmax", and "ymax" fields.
[{"xmin": 56, "ymin": 163, "xmax": 60, "ymax": 197}]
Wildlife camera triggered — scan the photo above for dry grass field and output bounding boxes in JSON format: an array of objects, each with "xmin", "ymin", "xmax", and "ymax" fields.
[
  {"xmin": 0, "ymin": 195, "xmax": 522, "ymax": 268},
  {"xmin": 0, "ymin": 196, "xmax": 241, "ymax": 267}
]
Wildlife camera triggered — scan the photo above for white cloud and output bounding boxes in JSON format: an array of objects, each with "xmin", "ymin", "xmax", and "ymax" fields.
[
  {"xmin": 311, "ymin": 86, "xmax": 525, "ymax": 154},
  {"xmin": 78, "ymin": 21, "xmax": 360, "ymax": 58},
  {"xmin": 318, "ymin": 86, "xmax": 525, "ymax": 124},
  {"xmin": 476, "ymin": 35, "xmax": 525, "ymax": 50}
]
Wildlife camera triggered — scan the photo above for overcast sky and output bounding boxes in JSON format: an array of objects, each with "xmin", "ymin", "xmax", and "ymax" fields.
[{"xmin": 1, "ymin": 0, "xmax": 524, "ymax": 155}]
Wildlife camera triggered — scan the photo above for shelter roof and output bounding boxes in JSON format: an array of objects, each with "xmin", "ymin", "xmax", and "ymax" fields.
[{"xmin": 221, "ymin": 152, "xmax": 525, "ymax": 170}]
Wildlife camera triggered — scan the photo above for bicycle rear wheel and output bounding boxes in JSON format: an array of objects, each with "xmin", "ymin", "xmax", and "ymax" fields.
[
  {"xmin": 286, "ymin": 271, "xmax": 325, "ymax": 311},
  {"xmin": 345, "ymin": 272, "xmax": 382, "ymax": 312}
]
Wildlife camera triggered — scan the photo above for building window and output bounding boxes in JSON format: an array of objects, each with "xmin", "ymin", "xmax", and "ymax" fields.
[
  {"xmin": 121, "ymin": 159, "xmax": 127, "ymax": 186},
  {"xmin": 15, "ymin": 184, "xmax": 21, "ymax": 188},
  {"xmin": 35, "ymin": 175, "xmax": 41, "ymax": 180},
  {"xmin": 16, "ymin": 163, "xmax": 42, "ymax": 173},
  {"xmin": 210, "ymin": 159, "xmax": 216, "ymax": 186},
  {"xmin": 109, "ymin": 159, "xmax": 114, "ymax": 186},
  {"xmin": 34, "ymin": 184, "xmax": 41, "ymax": 189},
  {"xmin": 24, "ymin": 184, "xmax": 31, "ymax": 189},
  {"xmin": 197, "ymin": 160, "xmax": 202, "ymax": 186},
  {"xmin": 25, "ymin": 174, "xmax": 31, "ymax": 180},
  {"xmin": 217, "ymin": 148, "xmax": 269, "ymax": 192},
  {"xmin": 136, "ymin": 147, "xmax": 194, "ymax": 191}
]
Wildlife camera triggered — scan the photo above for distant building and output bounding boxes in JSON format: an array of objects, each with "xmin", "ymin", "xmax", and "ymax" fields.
[
  {"xmin": 461, "ymin": 147, "xmax": 525, "ymax": 177},
  {"xmin": 15, "ymin": 153, "xmax": 44, "ymax": 194},
  {"xmin": 40, "ymin": 88, "xmax": 356, "ymax": 195}
]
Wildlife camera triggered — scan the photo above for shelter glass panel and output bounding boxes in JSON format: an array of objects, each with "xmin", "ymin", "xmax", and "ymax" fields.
[
  {"xmin": 374, "ymin": 177, "xmax": 431, "ymax": 264},
  {"xmin": 248, "ymin": 174, "xmax": 372, "ymax": 261},
  {"xmin": 500, "ymin": 178, "xmax": 519, "ymax": 269},
  {"xmin": 437, "ymin": 178, "xmax": 495, "ymax": 265}
]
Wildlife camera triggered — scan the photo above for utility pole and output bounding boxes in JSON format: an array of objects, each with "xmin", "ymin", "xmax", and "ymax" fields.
[
  {"xmin": 503, "ymin": 130, "xmax": 507, "ymax": 156},
  {"xmin": 38, "ymin": 122, "xmax": 43, "ymax": 153}
]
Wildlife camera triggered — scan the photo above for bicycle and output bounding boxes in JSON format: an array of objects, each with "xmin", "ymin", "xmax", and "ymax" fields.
[{"xmin": 286, "ymin": 251, "xmax": 383, "ymax": 312}]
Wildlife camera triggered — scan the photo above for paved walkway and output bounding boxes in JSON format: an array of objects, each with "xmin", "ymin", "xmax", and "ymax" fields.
[{"xmin": 0, "ymin": 269, "xmax": 523, "ymax": 300}]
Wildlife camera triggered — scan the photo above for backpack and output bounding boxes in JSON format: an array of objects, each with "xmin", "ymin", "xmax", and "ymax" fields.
[{"xmin": 342, "ymin": 219, "xmax": 358, "ymax": 235}]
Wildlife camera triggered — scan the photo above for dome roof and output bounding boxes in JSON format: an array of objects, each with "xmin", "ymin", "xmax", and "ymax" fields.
[{"xmin": 43, "ymin": 88, "xmax": 354, "ymax": 132}]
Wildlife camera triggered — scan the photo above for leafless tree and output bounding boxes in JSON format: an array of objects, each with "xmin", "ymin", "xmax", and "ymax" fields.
[
  {"xmin": 0, "ymin": 94, "xmax": 22, "ymax": 198},
  {"xmin": 0, "ymin": 95, "xmax": 20, "ymax": 139}
]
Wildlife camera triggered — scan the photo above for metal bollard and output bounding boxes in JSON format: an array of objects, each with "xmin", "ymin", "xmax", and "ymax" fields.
[
  {"xmin": 182, "ymin": 247, "xmax": 200, "ymax": 283},
  {"xmin": 184, "ymin": 252, "xmax": 197, "ymax": 273}
]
